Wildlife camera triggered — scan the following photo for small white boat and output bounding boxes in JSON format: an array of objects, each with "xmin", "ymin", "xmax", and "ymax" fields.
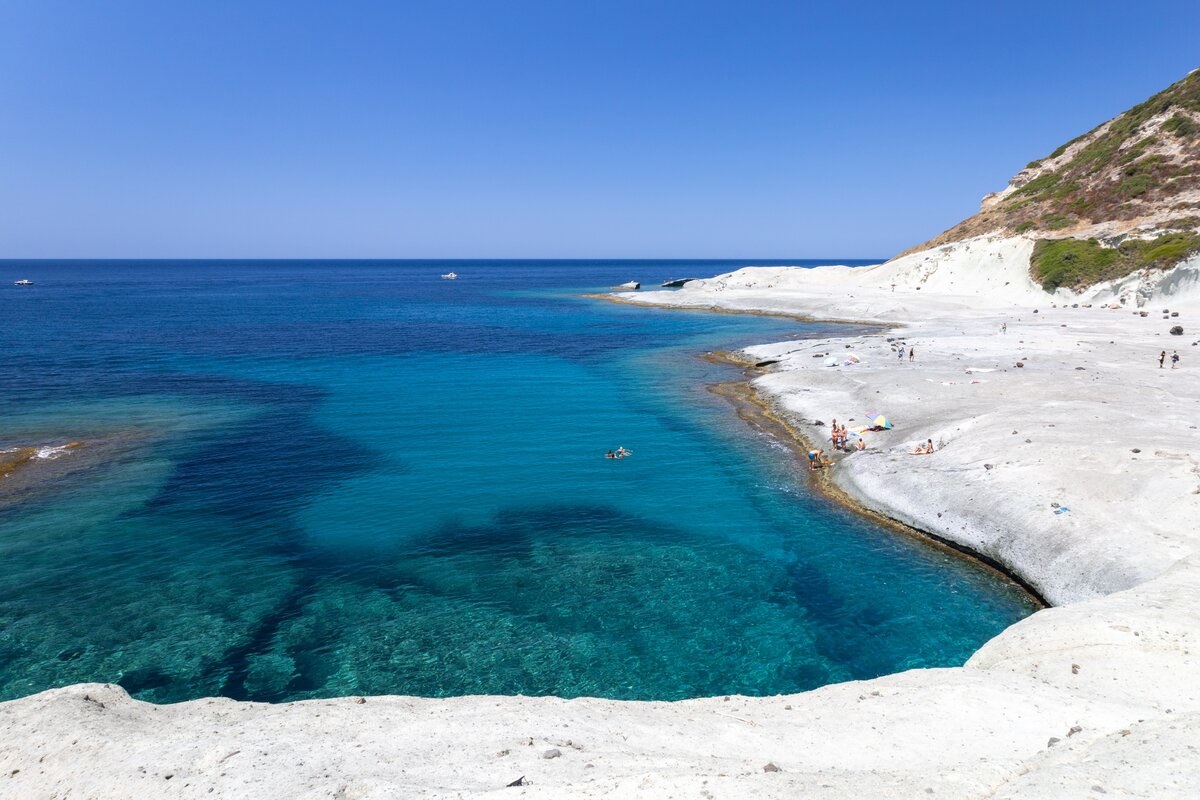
[
  {"xmin": 441, "ymin": 272, "xmax": 458, "ymax": 280},
  {"xmin": 14, "ymin": 279, "xmax": 33, "ymax": 286}
]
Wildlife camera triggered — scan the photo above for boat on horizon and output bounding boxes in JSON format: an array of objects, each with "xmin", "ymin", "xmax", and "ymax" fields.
[
  {"xmin": 441, "ymin": 272, "xmax": 458, "ymax": 280},
  {"xmin": 14, "ymin": 279, "xmax": 33, "ymax": 286}
]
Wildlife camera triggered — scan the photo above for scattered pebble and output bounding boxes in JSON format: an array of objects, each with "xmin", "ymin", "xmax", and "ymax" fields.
[
  {"xmin": 763, "ymin": 762, "xmax": 781, "ymax": 773},
  {"xmin": 543, "ymin": 749, "xmax": 562, "ymax": 760}
]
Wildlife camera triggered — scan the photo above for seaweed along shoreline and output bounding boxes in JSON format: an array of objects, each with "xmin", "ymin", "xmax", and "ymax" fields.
[{"xmin": 702, "ymin": 349, "xmax": 1048, "ymax": 608}]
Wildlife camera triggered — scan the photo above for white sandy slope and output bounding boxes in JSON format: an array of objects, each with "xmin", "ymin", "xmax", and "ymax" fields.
[{"xmin": 4, "ymin": 236, "xmax": 1200, "ymax": 799}]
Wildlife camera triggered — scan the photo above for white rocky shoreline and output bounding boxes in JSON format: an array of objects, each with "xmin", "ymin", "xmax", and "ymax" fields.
[{"xmin": 4, "ymin": 236, "xmax": 1200, "ymax": 798}]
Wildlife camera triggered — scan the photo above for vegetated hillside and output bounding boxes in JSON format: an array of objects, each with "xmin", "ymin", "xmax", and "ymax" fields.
[{"xmin": 901, "ymin": 69, "xmax": 1200, "ymax": 291}]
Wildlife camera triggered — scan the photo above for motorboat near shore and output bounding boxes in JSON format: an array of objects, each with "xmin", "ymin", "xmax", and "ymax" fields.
[
  {"xmin": 441, "ymin": 272, "xmax": 458, "ymax": 280},
  {"xmin": 14, "ymin": 279, "xmax": 33, "ymax": 286}
]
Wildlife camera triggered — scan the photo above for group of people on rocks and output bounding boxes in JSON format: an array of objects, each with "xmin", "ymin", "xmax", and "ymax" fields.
[
  {"xmin": 806, "ymin": 420, "xmax": 867, "ymax": 470},
  {"xmin": 811, "ymin": 423, "xmax": 934, "ymax": 468},
  {"xmin": 828, "ymin": 419, "xmax": 867, "ymax": 453}
]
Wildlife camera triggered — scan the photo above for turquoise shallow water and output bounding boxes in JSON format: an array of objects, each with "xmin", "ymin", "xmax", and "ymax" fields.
[{"xmin": 0, "ymin": 260, "xmax": 1037, "ymax": 703}]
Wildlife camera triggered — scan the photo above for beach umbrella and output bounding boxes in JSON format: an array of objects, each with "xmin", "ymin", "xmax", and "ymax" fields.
[
  {"xmin": 845, "ymin": 353, "xmax": 861, "ymax": 363},
  {"xmin": 866, "ymin": 413, "xmax": 892, "ymax": 429},
  {"xmin": 823, "ymin": 356, "xmax": 839, "ymax": 366}
]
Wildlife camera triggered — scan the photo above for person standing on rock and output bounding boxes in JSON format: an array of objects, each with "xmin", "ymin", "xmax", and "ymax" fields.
[
  {"xmin": 908, "ymin": 346, "xmax": 915, "ymax": 362},
  {"xmin": 897, "ymin": 347, "xmax": 904, "ymax": 362},
  {"xmin": 1172, "ymin": 351, "xmax": 1180, "ymax": 369},
  {"xmin": 1160, "ymin": 350, "xmax": 1167, "ymax": 368}
]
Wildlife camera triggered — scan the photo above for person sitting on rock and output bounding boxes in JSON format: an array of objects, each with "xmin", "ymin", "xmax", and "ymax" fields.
[{"xmin": 911, "ymin": 439, "xmax": 935, "ymax": 455}]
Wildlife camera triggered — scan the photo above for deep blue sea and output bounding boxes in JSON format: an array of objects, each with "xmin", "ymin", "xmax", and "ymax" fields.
[{"xmin": 0, "ymin": 260, "xmax": 1036, "ymax": 704}]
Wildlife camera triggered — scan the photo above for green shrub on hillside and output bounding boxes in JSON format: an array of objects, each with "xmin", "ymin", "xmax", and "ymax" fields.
[
  {"xmin": 1031, "ymin": 239, "xmax": 1119, "ymax": 291},
  {"xmin": 1118, "ymin": 173, "xmax": 1155, "ymax": 198},
  {"xmin": 1032, "ymin": 232, "xmax": 1200, "ymax": 291},
  {"xmin": 1163, "ymin": 113, "xmax": 1197, "ymax": 138},
  {"xmin": 1069, "ymin": 196, "xmax": 1093, "ymax": 214},
  {"xmin": 1118, "ymin": 136, "xmax": 1158, "ymax": 164},
  {"xmin": 1015, "ymin": 172, "xmax": 1061, "ymax": 197},
  {"xmin": 1140, "ymin": 233, "xmax": 1200, "ymax": 266}
]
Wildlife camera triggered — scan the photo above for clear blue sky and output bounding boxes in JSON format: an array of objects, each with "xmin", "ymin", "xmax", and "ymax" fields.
[{"xmin": 2, "ymin": 0, "xmax": 1198, "ymax": 258}]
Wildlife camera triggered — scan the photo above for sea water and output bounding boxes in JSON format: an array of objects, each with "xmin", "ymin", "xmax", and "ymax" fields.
[{"xmin": 0, "ymin": 260, "xmax": 1037, "ymax": 703}]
